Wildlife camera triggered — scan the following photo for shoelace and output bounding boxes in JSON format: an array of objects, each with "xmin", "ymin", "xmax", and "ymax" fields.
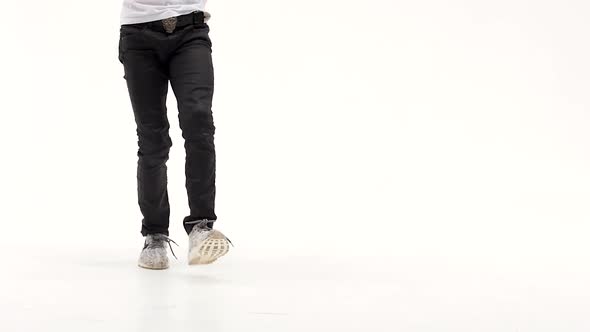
[
  {"xmin": 144, "ymin": 234, "xmax": 180, "ymax": 259},
  {"xmin": 185, "ymin": 219, "xmax": 234, "ymax": 246}
]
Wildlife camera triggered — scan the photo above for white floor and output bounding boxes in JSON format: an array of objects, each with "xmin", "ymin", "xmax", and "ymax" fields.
[{"xmin": 2, "ymin": 242, "xmax": 590, "ymax": 332}]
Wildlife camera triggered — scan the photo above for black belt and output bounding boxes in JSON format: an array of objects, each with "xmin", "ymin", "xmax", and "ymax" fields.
[{"xmin": 123, "ymin": 11, "xmax": 205, "ymax": 34}]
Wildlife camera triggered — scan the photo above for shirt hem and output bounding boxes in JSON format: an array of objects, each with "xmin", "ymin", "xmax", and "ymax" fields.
[{"xmin": 120, "ymin": 10, "xmax": 211, "ymax": 25}]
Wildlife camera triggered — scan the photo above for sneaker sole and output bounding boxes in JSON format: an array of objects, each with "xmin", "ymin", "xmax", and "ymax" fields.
[
  {"xmin": 138, "ymin": 260, "xmax": 169, "ymax": 270},
  {"xmin": 188, "ymin": 232, "xmax": 230, "ymax": 265},
  {"xmin": 137, "ymin": 258, "xmax": 170, "ymax": 270}
]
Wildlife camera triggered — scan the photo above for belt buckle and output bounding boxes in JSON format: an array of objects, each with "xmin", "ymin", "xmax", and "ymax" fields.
[{"xmin": 162, "ymin": 16, "xmax": 177, "ymax": 33}]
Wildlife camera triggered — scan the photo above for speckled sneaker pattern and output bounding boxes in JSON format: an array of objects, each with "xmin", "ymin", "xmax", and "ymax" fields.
[{"xmin": 138, "ymin": 233, "xmax": 179, "ymax": 270}]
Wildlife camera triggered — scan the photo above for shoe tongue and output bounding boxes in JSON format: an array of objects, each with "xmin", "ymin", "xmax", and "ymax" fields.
[{"xmin": 147, "ymin": 234, "xmax": 166, "ymax": 244}]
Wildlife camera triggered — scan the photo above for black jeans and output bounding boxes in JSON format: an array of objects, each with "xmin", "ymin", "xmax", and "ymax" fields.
[{"xmin": 118, "ymin": 16, "xmax": 216, "ymax": 236}]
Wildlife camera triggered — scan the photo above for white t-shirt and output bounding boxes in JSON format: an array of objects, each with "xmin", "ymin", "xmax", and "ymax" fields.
[{"xmin": 120, "ymin": 0, "xmax": 210, "ymax": 25}]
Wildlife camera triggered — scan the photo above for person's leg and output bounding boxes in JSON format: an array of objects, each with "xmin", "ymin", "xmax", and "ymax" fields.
[
  {"xmin": 168, "ymin": 24, "xmax": 217, "ymax": 235},
  {"xmin": 119, "ymin": 26, "xmax": 172, "ymax": 236}
]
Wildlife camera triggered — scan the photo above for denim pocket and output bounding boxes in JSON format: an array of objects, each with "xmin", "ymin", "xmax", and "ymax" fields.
[
  {"xmin": 190, "ymin": 23, "xmax": 213, "ymax": 48},
  {"xmin": 118, "ymin": 25, "xmax": 147, "ymax": 64},
  {"xmin": 120, "ymin": 24, "xmax": 146, "ymax": 38}
]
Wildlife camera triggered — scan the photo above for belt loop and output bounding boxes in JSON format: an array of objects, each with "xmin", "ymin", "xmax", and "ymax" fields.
[{"xmin": 193, "ymin": 11, "xmax": 203, "ymax": 25}]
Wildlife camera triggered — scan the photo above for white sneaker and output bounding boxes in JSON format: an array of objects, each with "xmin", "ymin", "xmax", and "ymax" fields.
[
  {"xmin": 138, "ymin": 233, "xmax": 179, "ymax": 270},
  {"xmin": 186, "ymin": 219, "xmax": 232, "ymax": 265}
]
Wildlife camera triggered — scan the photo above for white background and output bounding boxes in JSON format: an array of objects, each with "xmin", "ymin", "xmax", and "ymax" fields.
[{"xmin": 1, "ymin": 0, "xmax": 589, "ymax": 331}]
